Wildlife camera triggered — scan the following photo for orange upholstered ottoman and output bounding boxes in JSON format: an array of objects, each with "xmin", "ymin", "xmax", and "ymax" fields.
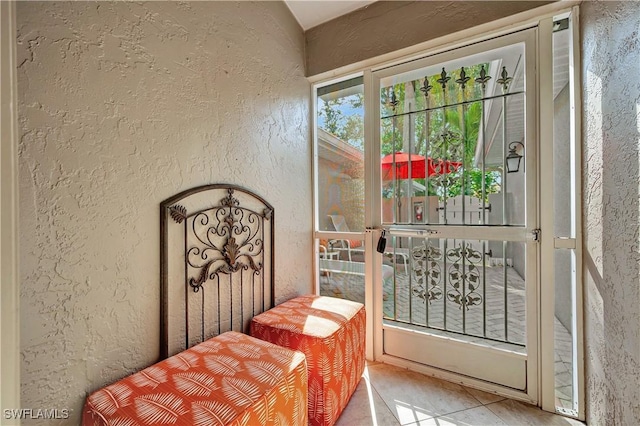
[
  {"xmin": 250, "ymin": 295, "xmax": 365, "ymax": 426},
  {"xmin": 82, "ymin": 332, "xmax": 308, "ymax": 426}
]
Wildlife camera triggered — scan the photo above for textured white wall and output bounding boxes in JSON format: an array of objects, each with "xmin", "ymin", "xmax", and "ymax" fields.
[
  {"xmin": 16, "ymin": 2, "xmax": 310, "ymax": 424},
  {"xmin": 582, "ymin": 1, "xmax": 640, "ymax": 423}
]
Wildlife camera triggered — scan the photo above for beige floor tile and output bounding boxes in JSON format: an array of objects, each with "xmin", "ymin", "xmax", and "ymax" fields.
[
  {"xmin": 463, "ymin": 387, "xmax": 507, "ymax": 405},
  {"xmin": 367, "ymin": 363, "xmax": 483, "ymax": 424},
  {"xmin": 486, "ymin": 398, "xmax": 585, "ymax": 425},
  {"xmin": 412, "ymin": 405, "xmax": 509, "ymax": 426},
  {"xmin": 336, "ymin": 376, "xmax": 401, "ymax": 426},
  {"xmin": 334, "ymin": 363, "xmax": 583, "ymax": 426}
]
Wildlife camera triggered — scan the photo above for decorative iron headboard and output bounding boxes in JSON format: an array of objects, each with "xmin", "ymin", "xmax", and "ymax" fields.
[{"xmin": 160, "ymin": 184, "xmax": 274, "ymax": 359}]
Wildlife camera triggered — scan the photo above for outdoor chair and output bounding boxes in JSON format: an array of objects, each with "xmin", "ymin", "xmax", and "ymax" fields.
[
  {"xmin": 327, "ymin": 214, "xmax": 409, "ymax": 273},
  {"xmin": 318, "ymin": 239, "xmax": 340, "ymax": 260},
  {"xmin": 318, "ymin": 258, "xmax": 395, "ymax": 302},
  {"xmin": 327, "ymin": 214, "xmax": 364, "ymax": 262}
]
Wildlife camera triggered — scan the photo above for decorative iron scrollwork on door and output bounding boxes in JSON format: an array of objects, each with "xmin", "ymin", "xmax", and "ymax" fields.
[
  {"xmin": 411, "ymin": 243, "xmax": 444, "ymax": 303},
  {"xmin": 446, "ymin": 243, "xmax": 483, "ymax": 310},
  {"xmin": 412, "ymin": 241, "xmax": 484, "ymax": 310}
]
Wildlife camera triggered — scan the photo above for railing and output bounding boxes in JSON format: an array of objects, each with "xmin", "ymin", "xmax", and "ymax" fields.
[{"xmin": 383, "ymin": 235, "xmax": 525, "ymax": 347}]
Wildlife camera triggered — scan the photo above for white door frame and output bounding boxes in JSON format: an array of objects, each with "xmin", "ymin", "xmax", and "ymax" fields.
[
  {"xmin": 538, "ymin": 9, "xmax": 585, "ymax": 419},
  {"xmin": 370, "ymin": 27, "xmax": 540, "ymax": 404},
  {"xmin": 1, "ymin": 0, "xmax": 22, "ymax": 421}
]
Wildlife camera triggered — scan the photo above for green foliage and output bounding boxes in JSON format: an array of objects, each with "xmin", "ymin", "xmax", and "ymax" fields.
[
  {"xmin": 443, "ymin": 169, "xmax": 501, "ymax": 200},
  {"xmin": 381, "ymin": 65, "xmax": 488, "ymax": 163},
  {"xmin": 379, "ymin": 63, "xmax": 502, "ymax": 201},
  {"xmin": 320, "ymin": 63, "xmax": 503, "ymax": 202},
  {"xmin": 318, "ymin": 94, "xmax": 364, "ymax": 150},
  {"xmin": 319, "ymin": 98, "xmax": 343, "ymax": 136}
]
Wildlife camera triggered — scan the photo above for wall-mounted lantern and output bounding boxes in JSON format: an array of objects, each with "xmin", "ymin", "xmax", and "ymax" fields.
[{"xmin": 506, "ymin": 142, "xmax": 524, "ymax": 173}]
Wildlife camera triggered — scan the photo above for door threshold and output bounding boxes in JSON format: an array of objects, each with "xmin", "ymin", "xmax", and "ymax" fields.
[{"xmin": 377, "ymin": 353, "xmax": 536, "ymax": 405}]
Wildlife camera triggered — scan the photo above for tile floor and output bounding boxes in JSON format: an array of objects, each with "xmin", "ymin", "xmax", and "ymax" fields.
[{"xmin": 337, "ymin": 362, "xmax": 584, "ymax": 426}]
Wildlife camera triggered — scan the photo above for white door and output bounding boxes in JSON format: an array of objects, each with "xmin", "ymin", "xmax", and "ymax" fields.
[{"xmin": 373, "ymin": 28, "xmax": 539, "ymax": 399}]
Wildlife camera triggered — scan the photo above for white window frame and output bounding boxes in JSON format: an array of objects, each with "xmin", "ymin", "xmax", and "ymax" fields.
[{"xmin": 1, "ymin": 0, "xmax": 21, "ymax": 419}]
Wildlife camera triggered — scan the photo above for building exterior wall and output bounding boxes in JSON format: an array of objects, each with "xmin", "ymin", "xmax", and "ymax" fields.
[
  {"xmin": 16, "ymin": 2, "xmax": 310, "ymax": 423},
  {"xmin": 581, "ymin": 1, "xmax": 640, "ymax": 423},
  {"xmin": 305, "ymin": 1, "xmax": 552, "ymax": 77},
  {"xmin": 317, "ymin": 156, "xmax": 365, "ymax": 233}
]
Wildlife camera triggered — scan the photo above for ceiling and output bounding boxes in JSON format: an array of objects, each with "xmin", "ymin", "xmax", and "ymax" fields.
[{"xmin": 284, "ymin": 0, "xmax": 377, "ymax": 30}]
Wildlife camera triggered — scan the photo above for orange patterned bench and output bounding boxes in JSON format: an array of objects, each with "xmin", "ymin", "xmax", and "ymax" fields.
[
  {"xmin": 250, "ymin": 295, "xmax": 365, "ymax": 426},
  {"xmin": 82, "ymin": 332, "xmax": 307, "ymax": 426}
]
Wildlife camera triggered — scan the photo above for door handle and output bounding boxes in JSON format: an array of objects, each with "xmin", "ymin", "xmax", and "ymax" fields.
[{"xmin": 388, "ymin": 228, "xmax": 439, "ymax": 237}]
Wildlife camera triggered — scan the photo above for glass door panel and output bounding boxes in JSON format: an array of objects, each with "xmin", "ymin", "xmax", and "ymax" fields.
[
  {"xmin": 380, "ymin": 44, "xmax": 527, "ymax": 228},
  {"xmin": 552, "ymin": 13, "xmax": 580, "ymax": 417},
  {"xmin": 375, "ymin": 29, "xmax": 537, "ymax": 394},
  {"xmin": 315, "ymin": 77, "xmax": 367, "ymax": 304}
]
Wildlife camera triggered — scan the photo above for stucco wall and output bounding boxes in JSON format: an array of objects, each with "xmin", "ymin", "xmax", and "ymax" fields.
[
  {"xmin": 305, "ymin": 1, "xmax": 552, "ymax": 76},
  {"xmin": 582, "ymin": 1, "xmax": 640, "ymax": 424},
  {"xmin": 16, "ymin": 2, "xmax": 310, "ymax": 424}
]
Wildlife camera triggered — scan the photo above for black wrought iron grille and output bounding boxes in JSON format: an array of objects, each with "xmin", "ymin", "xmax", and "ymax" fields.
[
  {"xmin": 381, "ymin": 63, "xmax": 524, "ymax": 227},
  {"xmin": 380, "ymin": 50, "xmax": 527, "ymax": 346},
  {"xmin": 383, "ymin": 236, "xmax": 525, "ymax": 347}
]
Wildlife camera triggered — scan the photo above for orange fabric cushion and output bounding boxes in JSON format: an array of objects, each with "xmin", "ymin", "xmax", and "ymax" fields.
[
  {"xmin": 348, "ymin": 239, "xmax": 363, "ymax": 248},
  {"xmin": 82, "ymin": 331, "xmax": 307, "ymax": 426},
  {"xmin": 250, "ymin": 295, "xmax": 365, "ymax": 426}
]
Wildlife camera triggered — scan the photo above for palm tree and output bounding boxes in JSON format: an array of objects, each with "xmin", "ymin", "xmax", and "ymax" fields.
[{"xmin": 380, "ymin": 63, "xmax": 500, "ymax": 201}]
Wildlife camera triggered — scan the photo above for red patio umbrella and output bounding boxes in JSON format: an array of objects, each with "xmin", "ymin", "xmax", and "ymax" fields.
[
  {"xmin": 381, "ymin": 152, "xmax": 462, "ymax": 180},
  {"xmin": 428, "ymin": 157, "xmax": 463, "ymax": 176}
]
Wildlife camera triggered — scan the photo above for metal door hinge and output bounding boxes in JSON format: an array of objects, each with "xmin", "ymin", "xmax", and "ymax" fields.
[{"xmin": 531, "ymin": 228, "xmax": 541, "ymax": 242}]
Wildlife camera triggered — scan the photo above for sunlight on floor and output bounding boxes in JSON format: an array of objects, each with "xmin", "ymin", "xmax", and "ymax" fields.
[
  {"xmin": 394, "ymin": 399, "xmax": 437, "ymax": 425},
  {"xmin": 336, "ymin": 362, "xmax": 585, "ymax": 426},
  {"xmin": 362, "ymin": 367, "xmax": 379, "ymax": 426}
]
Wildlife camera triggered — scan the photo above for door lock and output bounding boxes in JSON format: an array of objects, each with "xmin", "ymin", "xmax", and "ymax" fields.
[{"xmin": 376, "ymin": 230, "xmax": 387, "ymax": 253}]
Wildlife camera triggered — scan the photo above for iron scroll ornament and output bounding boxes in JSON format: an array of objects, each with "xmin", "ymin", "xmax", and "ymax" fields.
[
  {"xmin": 169, "ymin": 188, "xmax": 273, "ymax": 293},
  {"xmin": 446, "ymin": 243, "xmax": 484, "ymax": 310},
  {"xmin": 411, "ymin": 241, "xmax": 484, "ymax": 310},
  {"xmin": 159, "ymin": 184, "xmax": 275, "ymax": 359},
  {"xmin": 411, "ymin": 243, "xmax": 444, "ymax": 303}
]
